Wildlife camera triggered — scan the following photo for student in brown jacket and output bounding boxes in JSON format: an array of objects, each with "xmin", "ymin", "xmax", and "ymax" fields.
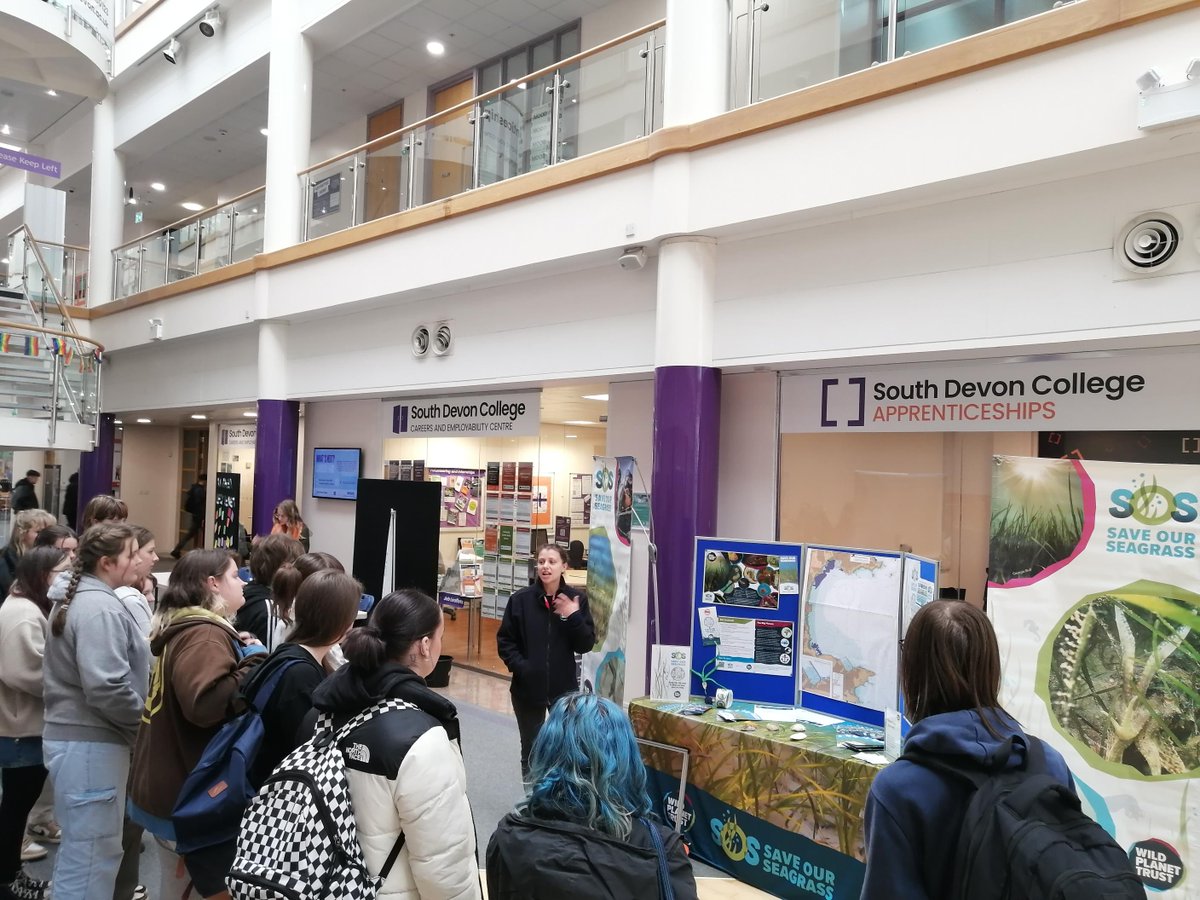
[{"xmin": 128, "ymin": 549, "xmax": 265, "ymax": 900}]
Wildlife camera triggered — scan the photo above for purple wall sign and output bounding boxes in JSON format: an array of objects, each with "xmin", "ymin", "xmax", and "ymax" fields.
[{"xmin": 0, "ymin": 148, "xmax": 62, "ymax": 179}]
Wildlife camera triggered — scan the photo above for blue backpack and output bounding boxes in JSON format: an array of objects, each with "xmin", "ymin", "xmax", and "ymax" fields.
[{"xmin": 172, "ymin": 657, "xmax": 302, "ymax": 854}]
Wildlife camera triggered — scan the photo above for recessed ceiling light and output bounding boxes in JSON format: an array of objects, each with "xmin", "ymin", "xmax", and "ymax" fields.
[
  {"xmin": 136, "ymin": 417, "xmax": 152, "ymax": 424},
  {"xmin": 582, "ymin": 393, "xmax": 608, "ymax": 401},
  {"xmin": 190, "ymin": 414, "xmax": 207, "ymax": 420},
  {"xmin": 114, "ymin": 419, "xmax": 123, "ymax": 425},
  {"xmin": 259, "ymin": 127, "xmax": 269, "ymax": 136},
  {"xmin": 565, "ymin": 434, "xmax": 578, "ymax": 439},
  {"xmin": 426, "ymin": 40, "xmax": 445, "ymax": 56},
  {"xmin": 563, "ymin": 420, "xmax": 596, "ymax": 426},
  {"xmin": 46, "ymin": 89, "xmax": 58, "ymax": 97},
  {"xmin": 180, "ymin": 201, "xmax": 205, "ymax": 211},
  {"xmin": 242, "ymin": 411, "xmax": 257, "ymax": 418},
  {"xmin": 150, "ymin": 182, "xmax": 166, "ymax": 191}
]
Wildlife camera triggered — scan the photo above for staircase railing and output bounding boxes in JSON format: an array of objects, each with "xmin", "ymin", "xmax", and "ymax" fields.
[{"xmin": 1, "ymin": 227, "xmax": 104, "ymax": 446}]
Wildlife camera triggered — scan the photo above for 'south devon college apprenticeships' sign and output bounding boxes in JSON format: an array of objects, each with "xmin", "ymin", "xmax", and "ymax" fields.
[
  {"xmin": 781, "ymin": 352, "xmax": 1200, "ymax": 433},
  {"xmin": 387, "ymin": 391, "xmax": 541, "ymax": 438}
]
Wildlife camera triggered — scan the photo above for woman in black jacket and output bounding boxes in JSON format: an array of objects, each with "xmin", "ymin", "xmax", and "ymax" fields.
[
  {"xmin": 496, "ymin": 543, "xmax": 595, "ymax": 778},
  {"xmin": 487, "ymin": 692, "xmax": 697, "ymax": 900}
]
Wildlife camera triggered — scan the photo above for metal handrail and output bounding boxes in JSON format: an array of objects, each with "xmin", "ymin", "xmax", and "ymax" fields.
[
  {"xmin": 14, "ymin": 232, "xmax": 104, "ymax": 440},
  {"xmin": 114, "ymin": 185, "xmax": 266, "ymax": 253},
  {"xmin": 300, "ymin": 18, "xmax": 667, "ymax": 177}
]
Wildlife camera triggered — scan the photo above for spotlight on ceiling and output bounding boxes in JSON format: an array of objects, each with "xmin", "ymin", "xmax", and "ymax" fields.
[
  {"xmin": 1135, "ymin": 68, "xmax": 1163, "ymax": 91},
  {"xmin": 426, "ymin": 40, "xmax": 445, "ymax": 56},
  {"xmin": 198, "ymin": 8, "xmax": 222, "ymax": 37},
  {"xmin": 163, "ymin": 37, "xmax": 182, "ymax": 64}
]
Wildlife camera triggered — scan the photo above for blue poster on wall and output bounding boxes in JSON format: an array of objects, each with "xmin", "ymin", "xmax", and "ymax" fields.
[{"xmin": 690, "ymin": 537, "xmax": 803, "ymax": 707}]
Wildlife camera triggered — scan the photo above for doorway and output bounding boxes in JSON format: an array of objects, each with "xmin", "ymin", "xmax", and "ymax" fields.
[
  {"xmin": 177, "ymin": 427, "xmax": 209, "ymax": 551},
  {"xmin": 428, "ymin": 77, "xmax": 475, "ymax": 203},
  {"xmin": 365, "ymin": 101, "xmax": 404, "ymax": 221}
]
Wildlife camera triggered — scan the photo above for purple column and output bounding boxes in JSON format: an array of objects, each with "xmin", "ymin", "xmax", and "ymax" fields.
[
  {"xmin": 252, "ymin": 399, "xmax": 300, "ymax": 536},
  {"xmin": 650, "ymin": 365, "xmax": 720, "ymax": 646},
  {"xmin": 77, "ymin": 413, "xmax": 116, "ymax": 522}
]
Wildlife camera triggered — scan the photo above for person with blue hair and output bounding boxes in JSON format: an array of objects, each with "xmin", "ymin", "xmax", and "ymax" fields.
[{"xmin": 486, "ymin": 692, "xmax": 697, "ymax": 899}]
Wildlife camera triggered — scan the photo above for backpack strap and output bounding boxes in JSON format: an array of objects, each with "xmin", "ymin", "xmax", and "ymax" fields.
[
  {"xmin": 245, "ymin": 657, "xmax": 304, "ymax": 712},
  {"xmin": 639, "ymin": 817, "xmax": 676, "ymax": 900}
]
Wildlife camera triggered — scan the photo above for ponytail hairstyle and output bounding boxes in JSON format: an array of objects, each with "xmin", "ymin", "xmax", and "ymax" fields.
[
  {"xmin": 154, "ymin": 549, "xmax": 236, "ymax": 631},
  {"xmin": 34, "ymin": 524, "xmax": 78, "ymax": 551},
  {"xmin": 81, "ymin": 495, "xmax": 129, "ymax": 530},
  {"xmin": 342, "ymin": 588, "xmax": 441, "ymax": 675},
  {"xmin": 271, "ymin": 551, "xmax": 344, "ymax": 624},
  {"xmin": 8, "ymin": 545, "xmax": 68, "ymax": 616},
  {"xmin": 51, "ymin": 523, "xmax": 136, "ymax": 636},
  {"xmin": 286, "ymin": 570, "xmax": 362, "ymax": 649}
]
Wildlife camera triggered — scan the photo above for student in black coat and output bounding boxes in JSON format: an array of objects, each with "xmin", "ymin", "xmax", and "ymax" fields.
[
  {"xmin": 10, "ymin": 471, "xmax": 40, "ymax": 512},
  {"xmin": 496, "ymin": 543, "xmax": 595, "ymax": 779},
  {"xmin": 233, "ymin": 533, "xmax": 302, "ymax": 647}
]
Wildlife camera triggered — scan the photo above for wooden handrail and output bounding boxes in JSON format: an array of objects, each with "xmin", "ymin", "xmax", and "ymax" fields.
[
  {"xmin": 113, "ymin": 185, "xmax": 266, "ymax": 253},
  {"xmin": 0, "ymin": 319, "xmax": 105, "ymax": 352},
  {"xmin": 300, "ymin": 19, "xmax": 666, "ymax": 176}
]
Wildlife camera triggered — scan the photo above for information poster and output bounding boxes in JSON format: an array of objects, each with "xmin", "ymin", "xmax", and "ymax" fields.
[
  {"xmin": 799, "ymin": 546, "xmax": 903, "ymax": 726},
  {"xmin": 554, "ymin": 515, "xmax": 571, "ymax": 546},
  {"xmin": 570, "ymin": 473, "xmax": 592, "ymax": 525},
  {"xmin": 691, "ymin": 538, "xmax": 803, "ymax": 706},
  {"xmin": 517, "ymin": 461, "xmax": 533, "ymax": 494},
  {"xmin": 429, "ymin": 468, "xmax": 483, "ymax": 528},
  {"xmin": 901, "ymin": 553, "xmax": 939, "ymax": 634},
  {"xmin": 582, "ymin": 456, "xmax": 635, "ymax": 701},
  {"xmin": 213, "ymin": 473, "xmax": 240, "ymax": 551},
  {"xmin": 989, "ymin": 455, "xmax": 1200, "ymax": 896},
  {"xmin": 501, "ymin": 462, "xmax": 517, "ymax": 492}
]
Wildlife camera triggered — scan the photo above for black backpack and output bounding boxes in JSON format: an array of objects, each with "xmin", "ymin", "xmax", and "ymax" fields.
[{"xmin": 900, "ymin": 735, "xmax": 1146, "ymax": 900}]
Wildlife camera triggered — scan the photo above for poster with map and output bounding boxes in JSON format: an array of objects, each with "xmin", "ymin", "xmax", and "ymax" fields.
[{"xmin": 799, "ymin": 546, "xmax": 904, "ymax": 725}]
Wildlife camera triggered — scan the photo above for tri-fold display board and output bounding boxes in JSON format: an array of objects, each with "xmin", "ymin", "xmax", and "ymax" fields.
[{"xmin": 690, "ymin": 537, "xmax": 938, "ymax": 726}]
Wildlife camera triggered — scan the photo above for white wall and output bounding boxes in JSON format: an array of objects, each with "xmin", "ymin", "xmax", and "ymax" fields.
[
  {"xmin": 717, "ymin": 372, "xmax": 778, "ymax": 539},
  {"xmin": 298, "ymin": 398, "xmax": 383, "ymax": 567},
  {"xmin": 606, "ymin": 379, "xmax": 653, "ymax": 468},
  {"xmin": 119, "ymin": 424, "xmax": 182, "ymax": 548},
  {"xmin": 582, "ymin": 0, "xmax": 666, "ymax": 44}
]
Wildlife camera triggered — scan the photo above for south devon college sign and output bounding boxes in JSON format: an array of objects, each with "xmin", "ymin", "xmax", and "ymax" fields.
[
  {"xmin": 387, "ymin": 391, "xmax": 540, "ymax": 437},
  {"xmin": 782, "ymin": 353, "xmax": 1199, "ymax": 433}
]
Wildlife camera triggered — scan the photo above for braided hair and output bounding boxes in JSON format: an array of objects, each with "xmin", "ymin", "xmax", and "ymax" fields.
[{"xmin": 51, "ymin": 523, "xmax": 135, "ymax": 636}]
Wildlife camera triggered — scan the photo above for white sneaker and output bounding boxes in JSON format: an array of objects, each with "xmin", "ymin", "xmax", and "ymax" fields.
[{"xmin": 18, "ymin": 839, "xmax": 46, "ymax": 862}]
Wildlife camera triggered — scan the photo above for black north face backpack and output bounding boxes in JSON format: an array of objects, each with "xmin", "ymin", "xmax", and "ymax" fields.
[{"xmin": 900, "ymin": 735, "xmax": 1146, "ymax": 900}]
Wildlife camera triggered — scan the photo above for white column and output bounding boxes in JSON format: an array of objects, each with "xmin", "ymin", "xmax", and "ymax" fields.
[
  {"xmin": 662, "ymin": 0, "xmax": 729, "ymax": 127},
  {"xmin": 654, "ymin": 236, "xmax": 716, "ymax": 367},
  {"xmin": 87, "ymin": 99, "xmax": 125, "ymax": 307},
  {"xmin": 257, "ymin": 319, "xmax": 289, "ymax": 400},
  {"xmin": 262, "ymin": 0, "xmax": 313, "ymax": 253}
]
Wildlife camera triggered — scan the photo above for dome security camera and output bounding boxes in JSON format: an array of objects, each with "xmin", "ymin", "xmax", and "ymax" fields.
[
  {"xmin": 199, "ymin": 9, "xmax": 222, "ymax": 37},
  {"xmin": 163, "ymin": 37, "xmax": 181, "ymax": 64}
]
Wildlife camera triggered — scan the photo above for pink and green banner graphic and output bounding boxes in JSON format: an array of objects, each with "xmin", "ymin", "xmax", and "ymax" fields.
[{"xmin": 989, "ymin": 455, "xmax": 1198, "ymax": 896}]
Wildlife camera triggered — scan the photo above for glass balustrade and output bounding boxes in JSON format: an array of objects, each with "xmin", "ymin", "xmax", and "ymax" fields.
[
  {"xmin": 111, "ymin": 189, "xmax": 265, "ymax": 301},
  {"xmin": 301, "ymin": 23, "xmax": 665, "ymax": 242},
  {"xmin": 735, "ymin": 0, "xmax": 1061, "ymax": 106}
]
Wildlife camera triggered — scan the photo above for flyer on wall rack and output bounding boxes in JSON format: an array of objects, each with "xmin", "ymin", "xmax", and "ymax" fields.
[{"xmin": 988, "ymin": 455, "xmax": 1199, "ymax": 896}]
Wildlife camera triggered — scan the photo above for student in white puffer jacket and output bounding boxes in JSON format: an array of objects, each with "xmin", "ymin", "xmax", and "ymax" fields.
[{"xmin": 303, "ymin": 589, "xmax": 481, "ymax": 900}]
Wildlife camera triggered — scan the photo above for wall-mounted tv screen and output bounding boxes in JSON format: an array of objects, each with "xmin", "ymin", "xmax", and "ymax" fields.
[{"xmin": 312, "ymin": 448, "xmax": 362, "ymax": 500}]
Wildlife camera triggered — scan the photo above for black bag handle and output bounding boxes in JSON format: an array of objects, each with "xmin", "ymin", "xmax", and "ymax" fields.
[{"xmin": 639, "ymin": 817, "xmax": 675, "ymax": 900}]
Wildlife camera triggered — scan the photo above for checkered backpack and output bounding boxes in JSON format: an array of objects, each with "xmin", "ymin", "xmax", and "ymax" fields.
[{"xmin": 226, "ymin": 698, "xmax": 414, "ymax": 900}]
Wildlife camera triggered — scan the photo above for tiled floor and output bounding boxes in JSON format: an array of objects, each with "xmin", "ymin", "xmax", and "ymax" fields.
[{"xmin": 443, "ymin": 666, "xmax": 778, "ymax": 900}]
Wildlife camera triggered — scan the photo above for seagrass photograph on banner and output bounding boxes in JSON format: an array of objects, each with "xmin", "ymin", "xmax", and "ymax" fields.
[
  {"xmin": 581, "ymin": 455, "xmax": 634, "ymax": 702},
  {"xmin": 988, "ymin": 455, "xmax": 1198, "ymax": 897}
]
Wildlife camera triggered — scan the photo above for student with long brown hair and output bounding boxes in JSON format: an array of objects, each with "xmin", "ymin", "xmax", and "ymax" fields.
[
  {"xmin": 41, "ymin": 524, "xmax": 147, "ymax": 900},
  {"xmin": 129, "ymin": 549, "xmax": 265, "ymax": 900},
  {"xmin": 860, "ymin": 601, "xmax": 1075, "ymax": 899},
  {"xmin": 0, "ymin": 546, "xmax": 69, "ymax": 900}
]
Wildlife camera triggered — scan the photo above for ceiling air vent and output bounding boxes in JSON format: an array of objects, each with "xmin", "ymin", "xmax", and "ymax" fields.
[
  {"xmin": 1115, "ymin": 212, "xmax": 1187, "ymax": 277},
  {"xmin": 411, "ymin": 325, "xmax": 430, "ymax": 358},
  {"xmin": 432, "ymin": 322, "xmax": 453, "ymax": 357}
]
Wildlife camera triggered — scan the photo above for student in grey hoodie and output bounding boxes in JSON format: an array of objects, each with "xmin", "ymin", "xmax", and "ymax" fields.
[{"xmin": 42, "ymin": 524, "xmax": 148, "ymax": 900}]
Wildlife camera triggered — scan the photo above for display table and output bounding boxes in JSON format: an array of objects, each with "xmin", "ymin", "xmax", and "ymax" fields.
[{"xmin": 630, "ymin": 698, "xmax": 882, "ymax": 899}]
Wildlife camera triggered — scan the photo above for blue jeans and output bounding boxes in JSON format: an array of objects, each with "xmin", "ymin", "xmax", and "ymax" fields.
[{"xmin": 43, "ymin": 739, "xmax": 131, "ymax": 900}]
